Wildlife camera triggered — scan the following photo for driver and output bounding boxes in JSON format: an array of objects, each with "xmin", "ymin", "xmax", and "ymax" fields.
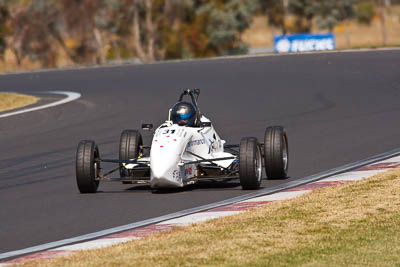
[{"xmin": 171, "ymin": 101, "xmax": 197, "ymax": 126}]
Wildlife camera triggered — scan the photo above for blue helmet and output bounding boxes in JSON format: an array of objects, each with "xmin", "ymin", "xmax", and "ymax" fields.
[{"xmin": 171, "ymin": 101, "xmax": 197, "ymax": 126}]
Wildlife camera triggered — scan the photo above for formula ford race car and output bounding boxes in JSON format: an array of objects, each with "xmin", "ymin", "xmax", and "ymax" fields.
[{"xmin": 75, "ymin": 89, "xmax": 289, "ymax": 193}]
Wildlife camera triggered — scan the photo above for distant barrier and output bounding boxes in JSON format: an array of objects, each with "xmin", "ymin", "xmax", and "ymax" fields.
[{"xmin": 274, "ymin": 33, "xmax": 336, "ymax": 53}]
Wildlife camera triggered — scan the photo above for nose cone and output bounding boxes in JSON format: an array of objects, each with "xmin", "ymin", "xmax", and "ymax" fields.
[
  {"xmin": 150, "ymin": 176, "xmax": 181, "ymax": 188},
  {"xmin": 150, "ymin": 146, "xmax": 183, "ymax": 188}
]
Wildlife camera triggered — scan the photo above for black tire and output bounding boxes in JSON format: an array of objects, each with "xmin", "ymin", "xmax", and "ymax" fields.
[
  {"xmin": 264, "ymin": 126, "xmax": 288, "ymax": 179},
  {"xmin": 119, "ymin": 129, "xmax": 142, "ymax": 178},
  {"xmin": 239, "ymin": 137, "xmax": 263, "ymax": 190},
  {"xmin": 76, "ymin": 140, "xmax": 100, "ymax": 193}
]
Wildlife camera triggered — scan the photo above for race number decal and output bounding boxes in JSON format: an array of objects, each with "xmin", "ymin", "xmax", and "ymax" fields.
[{"xmin": 162, "ymin": 129, "xmax": 176, "ymax": 134}]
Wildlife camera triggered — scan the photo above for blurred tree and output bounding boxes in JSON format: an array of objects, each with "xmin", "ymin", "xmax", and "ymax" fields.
[
  {"xmin": 97, "ymin": 0, "xmax": 136, "ymax": 61},
  {"xmin": 1, "ymin": 0, "xmax": 259, "ymax": 66},
  {"xmin": 376, "ymin": 0, "xmax": 387, "ymax": 45},
  {"xmin": 288, "ymin": 0, "xmax": 315, "ymax": 32},
  {"xmin": 258, "ymin": 0, "xmax": 287, "ymax": 34},
  {"xmin": 0, "ymin": 1, "xmax": 10, "ymax": 60},
  {"xmin": 256, "ymin": 0, "xmax": 356, "ymax": 34},
  {"xmin": 199, "ymin": 0, "xmax": 257, "ymax": 55},
  {"xmin": 127, "ymin": 0, "xmax": 258, "ymax": 61},
  {"xmin": 6, "ymin": 0, "xmax": 60, "ymax": 67},
  {"xmin": 355, "ymin": 1, "xmax": 375, "ymax": 24},
  {"xmin": 5, "ymin": 0, "xmax": 107, "ymax": 67},
  {"xmin": 58, "ymin": 0, "xmax": 105, "ymax": 64},
  {"xmin": 132, "ymin": 0, "xmax": 156, "ymax": 61},
  {"xmin": 313, "ymin": 0, "xmax": 354, "ymax": 31},
  {"xmin": 99, "ymin": 0, "xmax": 193, "ymax": 62}
]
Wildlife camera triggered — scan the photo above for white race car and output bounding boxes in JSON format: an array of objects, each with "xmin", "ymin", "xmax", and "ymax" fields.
[{"xmin": 75, "ymin": 89, "xmax": 288, "ymax": 193}]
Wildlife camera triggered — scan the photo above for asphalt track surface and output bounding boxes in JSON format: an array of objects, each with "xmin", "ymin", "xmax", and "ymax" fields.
[{"xmin": 0, "ymin": 50, "xmax": 399, "ymax": 254}]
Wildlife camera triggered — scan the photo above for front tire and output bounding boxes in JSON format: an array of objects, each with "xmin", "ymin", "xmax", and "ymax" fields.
[
  {"xmin": 239, "ymin": 137, "xmax": 263, "ymax": 189},
  {"xmin": 76, "ymin": 140, "xmax": 100, "ymax": 193},
  {"xmin": 264, "ymin": 126, "xmax": 288, "ymax": 179},
  {"xmin": 119, "ymin": 130, "xmax": 142, "ymax": 178}
]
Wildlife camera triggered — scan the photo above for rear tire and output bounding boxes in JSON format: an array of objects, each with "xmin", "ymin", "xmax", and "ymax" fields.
[
  {"xmin": 76, "ymin": 140, "xmax": 100, "ymax": 193},
  {"xmin": 264, "ymin": 126, "xmax": 288, "ymax": 179},
  {"xmin": 119, "ymin": 130, "xmax": 142, "ymax": 178},
  {"xmin": 239, "ymin": 137, "xmax": 263, "ymax": 190}
]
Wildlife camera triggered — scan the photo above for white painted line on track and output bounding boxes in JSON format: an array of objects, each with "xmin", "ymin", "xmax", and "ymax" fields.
[
  {"xmin": 157, "ymin": 211, "xmax": 242, "ymax": 226},
  {"xmin": 240, "ymin": 190, "xmax": 311, "ymax": 203},
  {"xmin": 378, "ymin": 155, "xmax": 400, "ymax": 163},
  {"xmin": 0, "ymin": 91, "xmax": 81, "ymax": 119},
  {"xmin": 317, "ymin": 170, "xmax": 386, "ymax": 182},
  {"xmin": 51, "ymin": 238, "xmax": 136, "ymax": 251}
]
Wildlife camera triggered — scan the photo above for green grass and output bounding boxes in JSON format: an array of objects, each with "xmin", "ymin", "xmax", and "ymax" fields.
[{"xmin": 19, "ymin": 168, "xmax": 400, "ymax": 267}]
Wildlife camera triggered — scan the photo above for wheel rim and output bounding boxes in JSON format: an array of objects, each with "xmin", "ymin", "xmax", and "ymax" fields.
[
  {"xmin": 93, "ymin": 146, "xmax": 101, "ymax": 182},
  {"xmin": 282, "ymin": 135, "xmax": 288, "ymax": 172},
  {"xmin": 94, "ymin": 162, "xmax": 99, "ymax": 180},
  {"xmin": 255, "ymin": 146, "xmax": 262, "ymax": 182}
]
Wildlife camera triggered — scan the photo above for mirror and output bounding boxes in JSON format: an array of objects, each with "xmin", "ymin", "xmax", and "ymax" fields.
[
  {"xmin": 201, "ymin": 122, "xmax": 212, "ymax": 127},
  {"xmin": 142, "ymin": 123, "xmax": 153, "ymax": 131}
]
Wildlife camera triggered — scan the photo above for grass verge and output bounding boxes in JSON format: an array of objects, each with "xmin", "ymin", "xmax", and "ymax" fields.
[
  {"xmin": 20, "ymin": 168, "xmax": 400, "ymax": 266},
  {"xmin": 0, "ymin": 93, "xmax": 38, "ymax": 113}
]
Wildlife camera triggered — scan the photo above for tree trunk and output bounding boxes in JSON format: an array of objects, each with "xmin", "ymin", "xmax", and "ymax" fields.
[
  {"xmin": 345, "ymin": 25, "xmax": 351, "ymax": 49},
  {"xmin": 339, "ymin": 8, "xmax": 351, "ymax": 49},
  {"xmin": 11, "ymin": 48, "xmax": 22, "ymax": 67},
  {"xmin": 379, "ymin": 0, "xmax": 387, "ymax": 45},
  {"xmin": 164, "ymin": 0, "xmax": 171, "ymax": 19},
  {"xmin": 48, "ymin": 28, "xmax": 78, "ymax": 64},
  {"xmin": 133, "ymin": 0, "xmax": 148, "ymax": 62},
  {"xmin": 93, "ymin": 28, "xmax": 105, "ymax": 64},
  {"xmin": 145, "ymin": 0, "xmax": 155, "ymax": 61},
  {"xmin": 112, "ymin": 39, "xmax": 121, "ymax": 61}
]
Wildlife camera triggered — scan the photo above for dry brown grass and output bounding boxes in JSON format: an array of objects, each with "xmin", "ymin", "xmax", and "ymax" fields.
[
  {"xmin": 17, "ymin": 168, "xmax": 400, "ymax": 267},
  {"xmin": 0, "ymin": 93, "xmax": 38, "ymax": 112}
]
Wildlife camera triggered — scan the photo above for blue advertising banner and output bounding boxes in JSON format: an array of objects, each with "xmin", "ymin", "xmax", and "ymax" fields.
[{"xmin": 274, "ymin": 33, "xmax": 335, "ymax": 53}]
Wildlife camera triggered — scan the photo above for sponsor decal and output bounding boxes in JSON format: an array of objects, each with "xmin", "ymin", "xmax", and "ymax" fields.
[
  {"xmin": 187, "ymin": 138, "xmax": 206, "ymax": 148},
  {"xmin": 172, "ymin": 170, "xmax": 181, "ymax": 181},
  {"xmin": 208, "ymin": 139, "xmax": 214, "ymax": 154},
  {"xmin": 274, "ymin": 33, "xmax": 335, "ymax": 53},
  {"xmin": 185, "ymin": 167, "xmax": 193, "ymax": 176}
]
